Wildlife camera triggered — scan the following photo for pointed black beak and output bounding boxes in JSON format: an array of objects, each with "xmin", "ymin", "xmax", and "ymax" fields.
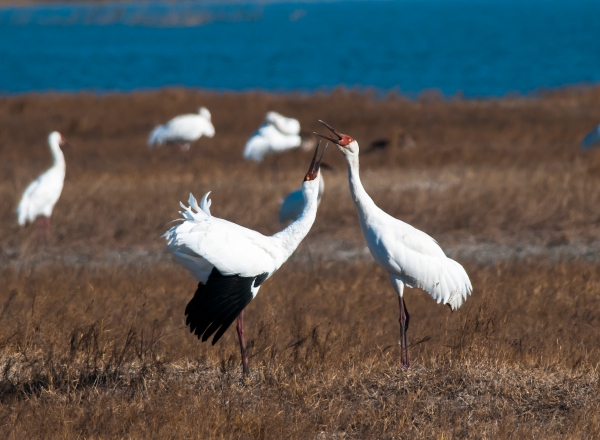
[
  {"xmin": 304, "ymin": 141, "xmax": 328, "ymax": 181},
  {"xmin": 314, "ymin": 120, "xmax": 343, "ymax": 145}
]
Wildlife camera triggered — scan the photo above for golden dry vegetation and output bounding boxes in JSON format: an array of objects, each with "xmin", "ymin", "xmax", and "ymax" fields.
[{"xmin": 1, "ymin": 88, "xmax": 600, "ymax": 438}]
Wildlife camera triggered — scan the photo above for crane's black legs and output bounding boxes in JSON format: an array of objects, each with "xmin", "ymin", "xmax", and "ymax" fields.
[
  {"xmin": 37, "ymin": 216, "xmax": 51, "ymax": 241},
  {"xmin": 399, "ymin": 296, "xmax": 411, "ymax": 369},
  {"xmin": 236, "ymin": 310, "xmax": 250, "ymax": 377}
]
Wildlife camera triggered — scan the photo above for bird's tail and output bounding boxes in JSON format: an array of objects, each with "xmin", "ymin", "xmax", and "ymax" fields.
[
  {"xmin": 17, "ymin": 206, "xmax": 27, "ymax": 226},
  {"xmin": 148, "ymin": 125, "xmax": 166, "ymax": 147},
  {"xmin": 442, "ymin": 259, "xmax": 472, "ymax": 311}
]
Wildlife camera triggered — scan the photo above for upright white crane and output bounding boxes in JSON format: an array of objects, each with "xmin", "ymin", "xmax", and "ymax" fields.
[
  {"xmin": 148, "ymin": 107, "xmax": 215, "ymax": 154},
  {"xmin": 17, "ymin": 131, "xmax": 69, "ymax": 236},
  {"xmin": 243, "ymin": 111, "xmax": 303, "ymax": 162},
  {"xmin": 581, "ymin": 124, "xmax": 600, "ymax": 149},
  {"xmin": 164, "ymin": 142, "xmax": 327, "ymax": 376},
  {"xmin": 315, "ymin": 121, "xmax": 472, "ymax": 368}
]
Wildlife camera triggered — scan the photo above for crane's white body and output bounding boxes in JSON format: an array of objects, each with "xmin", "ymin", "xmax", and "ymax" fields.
[
  {"xmin": 17, "ymin": 132, "xmax": 65, "ymax": 226},
  {"xmin": 243, "ymin": 112, "xmax": 302, "ymax": 162},
  {"xmin": 581, "ymin": 124, "xmax": 600, "ymax": 149},
  {"xmin": 149, "ymin": 107, "xmax": 215, "ymax": 151},
  {"xmin": 165, "ymin": 174, "xmax": 321, "ymax": 295},
  {"xmin": 343, "ymin": 146, "xmax": 471, "ymax": 309},
  {"xmin": 279, "ymin": 175, "xmax": 324, "ymax": 224}
]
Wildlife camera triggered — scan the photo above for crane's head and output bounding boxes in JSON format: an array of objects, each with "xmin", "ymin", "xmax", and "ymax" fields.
[
  {"xmin": 49, "ymin": 131, "xmax": 74, "ymax": 149},
  {"xmin": 198, "ymin": 107, "xmax": 211, "ymax": 120},
  {"xmin": 314, "ymin": 120, "xmax": 358, "ymax": 156},
  {"xmin": 303, "ymin": 141, "xmax": 328, "ymax": 183}
]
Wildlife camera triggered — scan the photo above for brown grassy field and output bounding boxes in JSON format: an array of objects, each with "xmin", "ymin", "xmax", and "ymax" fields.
[{"xmin": 1, "ymin": 88, "xmax": 600, "ymax": 438}]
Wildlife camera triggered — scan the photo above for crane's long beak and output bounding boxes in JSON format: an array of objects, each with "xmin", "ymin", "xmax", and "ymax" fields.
[
  {"xmin": 314, "ymin": 120, "xmax": 343, "ymax": 145},
  {"xmin": 60, "ymin": 136, "xmax": 75, "ymax": 149},
  {"xmin": 304, "ymin": 141, "xmax": 328, "ymax": 181}
]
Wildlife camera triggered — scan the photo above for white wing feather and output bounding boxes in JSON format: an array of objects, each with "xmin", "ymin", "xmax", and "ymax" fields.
[
  {"xmin": 364, "ymin": 211, "xmax": 472, "ymax": 310},
  {"xmin": 164, "ymin": 193, "xmax": 281, "ymax": 281},
  {"xmin": 17, "ymin": 168, "xmax": 64, "ymax": 225}
]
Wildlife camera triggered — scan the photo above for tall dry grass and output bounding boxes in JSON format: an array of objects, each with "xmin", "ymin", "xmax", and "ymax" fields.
[{"xmin": 0, "ymin": 88, "xmax": 600, "ymax": 438}]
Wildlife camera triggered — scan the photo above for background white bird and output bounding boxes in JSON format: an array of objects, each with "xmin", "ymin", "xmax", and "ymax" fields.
[
  {"xmin": 316, "ymin": 121, "xmax": 472, "ymax": 369},
  {"xmin": 581, "ymin": 124, "xmax": 600, "ymax": 149},
  {"xmin": 17, "ymin": 131, "xmax": 69, "ymax": 237},
  {"xmin": 148, "ymin": 107, "xmax": 215, "ymax": 155},
  {"xmin": 164, "ymin": 142, "xmax": 327, "ymax": 376},
  {"xmin": 243, "ymin": 111, "xmax": 303, "ymax": 162},
  {"xmin": 279, "ymin": 166, "xmax": 330, "ymax": 224}
]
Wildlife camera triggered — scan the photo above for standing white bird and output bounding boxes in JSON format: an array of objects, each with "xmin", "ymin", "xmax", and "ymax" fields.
[
  {"xmin": 17, "ymin": 131, "xmax": 69, "ymax": 237},
  {"xmin": 243, "ymin": 111, "xmax": 303, "ymax": 162},
  {"xmin": 148, "ymin": 107, "xmax": 215, "ymax": 154},
  {"xmin": 581, "ymin": 124, "xmax": 600, "ymax": 149},
  {"xmin": 279, "ymin": 172, "xmax": 325, "ymax": 224},
  {"xmin": 315, "ymin": 121, "xmax": 472, "ymax": 369},
  {"xmin": 164, "ymin": 142, "xmax": 327, "ymax": 376}
]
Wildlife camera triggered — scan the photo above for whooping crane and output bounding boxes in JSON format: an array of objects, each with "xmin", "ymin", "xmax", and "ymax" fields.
[
  {"xmin": 164, "ymin": 142, "xmax": 328, "ymax": 376},
  {"xmin": 17, "ymin": 131, "xmax": 70, "ymax": 237},
  {"xmin": 243, "ymin": 111, "xmax": 303, "ymax": 162},
  {"xmin": 148, "ymin": 107, "xmax": 215, "ymax": 154},
  {"xmin": 315, "ymin": 121, "xmax": 472, "ymax": 369}
]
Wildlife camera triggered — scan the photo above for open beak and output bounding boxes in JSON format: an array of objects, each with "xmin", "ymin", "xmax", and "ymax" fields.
[
  {"xmin": 60, "ymin": 137, "xmax": 75, "ymax": 149},
  {"xmin": 314, "ymin": 120, "xmax": 344, "ymax": 145},
  {"xmin": 304, "ymin": 141, "xmax": 328, "ymax": 181}
]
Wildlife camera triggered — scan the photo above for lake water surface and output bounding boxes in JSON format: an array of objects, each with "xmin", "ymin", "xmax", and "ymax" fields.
[{"xmin": 1, "ymin": 0, "xmax": 599, "ymax": 96}]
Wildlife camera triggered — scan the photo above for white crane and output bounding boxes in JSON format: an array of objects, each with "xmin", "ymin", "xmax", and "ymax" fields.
[
  {"xmin": 315, "ymin": 121, "xmax": 472, "ymax": 369},
  {"xmin": 17, "ymin": 131, "xmax": 69, "ymax": 236},
  {"xmin": 581, "ymin": 124, "xmax": 600, "ymax": 149},
  {"xmin": 243, "ymin": 111, "xmax": 303, "ymax": 162},
  {"xmin": 164, "ymin": 142, "xmax": 327, "ymax": 376},
  {"xmin": 148, "ymin": 107, "xmax": 215, "ymax": 154}
]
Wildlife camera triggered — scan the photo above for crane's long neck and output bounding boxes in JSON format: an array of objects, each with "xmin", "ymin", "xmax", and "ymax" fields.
[
  {"xmin": 272, "ymin": 177, "xmax": 320, "ymax": 265},
  {"xmin": 345, "ymin": 151, "xmax": 377, "ymax": 220},
  {"xmin": 50, "ymin": 140, "xmax": 66, "ymax": 170}
]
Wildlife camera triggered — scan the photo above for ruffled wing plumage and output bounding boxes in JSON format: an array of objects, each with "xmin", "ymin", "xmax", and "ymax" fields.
[
  {"xmin": 367, "ymin": 214, "xmax": 472, "ymax": 311},
  {"xmin": 164, "ymin": 193, "xmax": 279, "ymax": 282}
]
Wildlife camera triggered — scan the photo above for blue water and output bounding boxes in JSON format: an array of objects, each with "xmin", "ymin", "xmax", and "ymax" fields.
[{"xmin": 1, "ymin": 0, "xmax": 599, "ymax": 96}]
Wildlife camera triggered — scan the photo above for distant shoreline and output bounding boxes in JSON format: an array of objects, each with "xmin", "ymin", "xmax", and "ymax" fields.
[{"xmin": 1, "ymin": 83, "xmax": 599, "ymax": 102}]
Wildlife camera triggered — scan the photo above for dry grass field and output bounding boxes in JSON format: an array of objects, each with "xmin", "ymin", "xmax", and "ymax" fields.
[{"xmin": 1, "ymin": 87, "xmax": 600, "ymax": 438}]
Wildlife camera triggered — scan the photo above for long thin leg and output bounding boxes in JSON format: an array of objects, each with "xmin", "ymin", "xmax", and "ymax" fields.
[
  {"xmin": 45, "ymin": 216, "xmax": 51, "ymax": 239},
  {"xmin": 389, "ymin": 275, "xmax": 411, "ymax": 369},
  {"xmin": 37, "ymin": 216, "xmax": 51, "ymax": 242},
  {"xmin": 399, "ymin": 296, "xmax": 411, "ymax": 369},
  {"xmin": 236, "ymin": 310, "xmax": 250, "ymax": 377}
]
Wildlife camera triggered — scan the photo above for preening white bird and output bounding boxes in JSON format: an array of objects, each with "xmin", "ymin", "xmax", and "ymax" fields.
[
  {"xmin": 148, "ymin": 107, "xmax": 215, "ymax": 154},
  {"xmin": 581, "ymin": 124, "xmax": 600, "ymax": 149},
  {"xmin": 315, "ymin": 121, "xmax": 472, "ymax": 369},
  {"xmin": 17, "ymin": 131, "xmax": 69, "ymax": 236},
  {"xmin": 164, "ymin": 142, "xmax": 328, "ymax": 376},
  {"xmin": 279, "ymin": 171, "xmax": 325, "ymax": 224},
  {"xmin": 243, "ymin": 111, "xmax": 302, "ymax": 162}
]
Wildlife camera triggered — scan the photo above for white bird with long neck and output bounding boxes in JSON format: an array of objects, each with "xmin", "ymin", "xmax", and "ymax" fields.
[
  {"xmin": 164, "ymin": 142, "xmax": 327, "ymax": 376},
  {"xmin": 17, "ymin": 131, "xmax": 69, "ymax": 237},
  {"xmin": 315, "ymin": 121, "xmax": 472, "ymax": 369},
  {"xmin": 148, "ymin": 107, "xmax": 215, "ymax": 155}
]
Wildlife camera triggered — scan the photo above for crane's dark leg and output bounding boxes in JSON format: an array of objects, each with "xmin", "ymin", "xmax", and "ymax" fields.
[
  {"xmin": 37, "ymin": 216, "xmax": 51, "ymax": 242},
  {"xmin": 399, "ymin": 296, "xmax": 411, "ymax": 369},
  {"xmin": 236, "ymin": 310, "xmax": 250, "ymax": 377}
]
